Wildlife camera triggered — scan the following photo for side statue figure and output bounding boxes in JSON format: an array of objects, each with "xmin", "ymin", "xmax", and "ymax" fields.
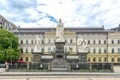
[
  {"xmin": 77, "ymin": 35, "xmax": 87, "ymax": 53},
  {"xmin": 34, "ymin": 35, "xmax": 41, "ymax": 52},
  {"xmin": 56, "ymin": 19, "xmax": 64, "ymax": 42}
]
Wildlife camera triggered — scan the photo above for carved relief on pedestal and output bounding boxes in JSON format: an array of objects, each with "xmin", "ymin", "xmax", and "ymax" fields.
[{"xmin": 77, "ymin": 35, "xmax": 87, "ymax": 53}]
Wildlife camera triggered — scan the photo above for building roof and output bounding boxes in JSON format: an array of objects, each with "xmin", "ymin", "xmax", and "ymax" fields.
[
  {"xmin": 13, "ymin": 27, "xmax": 106, "ymax": 34},
  {"xmin": 110, "ymin": 24, "xmax": 120, "ymax": 31}
]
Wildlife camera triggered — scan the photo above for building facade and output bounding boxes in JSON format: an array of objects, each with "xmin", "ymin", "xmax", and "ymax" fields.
[
  {"xmin": 1, "ymin": 15, "xmax": 120, "ymax": 64},
  {"xmin": 12, "ymin": 24, "xmax": 120, "ymax": 64}
]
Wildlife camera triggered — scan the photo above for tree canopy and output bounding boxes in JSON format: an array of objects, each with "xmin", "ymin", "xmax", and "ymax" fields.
[{"xmin": 0, "ymin": 29, "xmax": 20, "ymax": 62}]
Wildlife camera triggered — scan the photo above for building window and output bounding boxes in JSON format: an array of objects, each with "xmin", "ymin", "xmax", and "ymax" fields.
[
  {"xmin": 118, "ymin": 58, "xmax": 120, "ymax": 62},
  {"xmin": 88, "ymin": 40, "xmax": 90, "ymax": 44},
  {"xmin": 99, "ymin": 57, "xmax": 101, "ymax": 62},
  {"xmin": 31, "ymin": 48, "xmax": 34, "ymax": 53},
  {"xmin": 112, "ymin": 40, "xmax": 114, "ymax": 44},
  {"xmin": 93, "ymin": 48, "xmax": 96, "ymax": 53},
  {"xmin": 64, "ymin": 48, "xmax": 67, "ymax": 53},
  {"xmin": 88, "ymin": 57, "xmax": 90, "ymax": 61},
  {"xmin": 21, "ymin": 40, "xmax": 23, "ymax": 44},
  {"xmin": 70, "ymin": 39, "xmax": 73, "ymax": 43},
  {"xmin": 93, "ymin": 57, "xmax": 96, "ymax": 62},
  {"xmin": 54, "ymin": 47, "xmax": 56, "ymax": 52},
  {"xmin": 104, "ymin": 49, "xmax": 107, "ymax": 53},
  {"xmin": 88, "ymin": 48, "xmax": 90, "ymax": 53},
  {"xmin": 26, "ymin": 48, "xmax": 28, "ymax": 53},
  {"xmin": 104, "ymin": 40, "xmax": 106, "ymax": 44},
  {"xmin": 48, "ymin": 39, "xmax": 50, "ymax": 44},
  {"xmin": 21, "ymin": 48, "xmax": 23, "ymax": 53},
  {"xmin": 65, "ymin": 39, "xmax": 67, "ymax": 43},
  {"xmin": 98, "ymin": 48, "xmax": 101, "ymax": 53},
  {"xmin": 93, "ymin": 40, "xmax": 95, "ymax": 44},
  {"xmin": 26, "ymin": 40, "xmax": 28, "ymax": 44},
  {"xmin": 99, "ymin": 40, "xmax": 101, "ymax": 44},
  {"xmin": 42, "ymin": 40, "xmax": 44, "ymax": 44},
  {"xmin": 31, "ymin": 40, "xmax": 33, "ymax": 44},
  {"xmin": 118, "ymin": 40, "xmax": 120, "ymax": 44},
  {"xmin": 26, "ymin": 57, "xmax": 28, "ymax": 62},
  {"xmin": 48, "ymin": 48, "xmax": 51, "ymax": 53},
  {"xmin": 112, "ymin": 57, "xmax": 114, "ymax": 62},
  {"xmin": 118, "ymin": 48, "xmax": 120, "ymax": 53},
  {"xmin": 41, "ymin": 48, "xmax": 44, "ymax": 53},
  {"xmin": 104, "ymin": 57, "xmax": 107, "ymax": 62},
  {"xmin": 112, "ymin": 48, "xmax": 114, "ymax": 53}
]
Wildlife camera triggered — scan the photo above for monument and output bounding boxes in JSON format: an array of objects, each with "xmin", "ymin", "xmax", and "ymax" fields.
[{"xmin": 49, "ymin": 19, "xmax": 70, "ymax": 71}]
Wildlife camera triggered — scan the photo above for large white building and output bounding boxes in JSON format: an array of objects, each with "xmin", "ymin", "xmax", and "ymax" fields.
[
  {"xmin": 13, "ymin": 23, "xmax": 120, "ymax": 64},
  {"xmin": 1, "ymin": 15, "xmax": 120, "ymax": 64}
]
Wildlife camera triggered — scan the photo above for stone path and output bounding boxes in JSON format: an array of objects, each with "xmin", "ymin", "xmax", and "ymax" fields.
[
  {"xmin": 0, "ymin": 78, "xmax": 120, "ymax": 80},
  {"xmin": 0, "ymin": 72, "xmax": 120, "ymax": 80}
]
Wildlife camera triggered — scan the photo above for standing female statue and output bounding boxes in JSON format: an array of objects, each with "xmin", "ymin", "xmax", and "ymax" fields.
[{"xmin": 56, "ymin": 19, "xmax": 64, "ymax": 42}]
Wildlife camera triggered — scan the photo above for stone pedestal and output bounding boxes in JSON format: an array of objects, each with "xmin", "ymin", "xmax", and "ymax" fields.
[
  {"xmin": 55, "ymin": 42, "xmax": 65, "ymax": 59},
  {"xmin": 49, "ymin": 42, "xmax": 70, "ymax": 71}
]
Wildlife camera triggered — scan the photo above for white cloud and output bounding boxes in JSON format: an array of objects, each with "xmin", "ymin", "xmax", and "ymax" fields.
[{"xmin": 0, "ymin": 0, "xmax": 120, "ymax": 29}]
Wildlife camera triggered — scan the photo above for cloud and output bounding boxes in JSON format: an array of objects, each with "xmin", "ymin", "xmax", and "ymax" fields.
[{"xmin": 0, "ymin": 0, "xmax": 120, "ymax": 29}]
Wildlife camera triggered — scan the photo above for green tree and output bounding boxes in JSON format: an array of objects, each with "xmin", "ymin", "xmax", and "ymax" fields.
[{"xmin": 0, "ymin": 29, "xmax": 20, "ymax": 62}]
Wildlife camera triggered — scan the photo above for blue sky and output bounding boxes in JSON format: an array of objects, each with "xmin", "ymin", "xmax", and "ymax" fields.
[{"xmin": 0, "ymin": 0, "xmax": 120, "ymax": 29}]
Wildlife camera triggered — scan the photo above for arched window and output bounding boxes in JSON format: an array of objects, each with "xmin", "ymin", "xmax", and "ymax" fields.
[
  {"xmin": 98, "ymin": 48, "xmax": 101, "ymax": 53},
  {"xmin": 88, "ymin": 40, "xmax": 90, "ymax": 44},
  {"xmin": 26, "ymin": 48, "xmax": 28, "ymax": 53},
  {"xmin": 112, "ymin": 57, "xmax": 114, "ymax": 62},
  {"xmin": 99, "ymin": 40, "xmax": 101, "ymax": 44},
  {"xmin": 42, "ymin": 40, "xmax": 44, "ymax": 44},
  {"xmin": 88, "ymin": 57, "xmax": 90, "ymax": 61},
  {"xmin": 48, "ymin": 39, "xmax": 50, "ymax": 44},
  {"xmin": 53, "ymin": 47, "xmax": 56, "ymax": 52},
  {"xmin": 118, "ymin": 57, "xmax": 120, "ymax": 62},
  {"xmin": 93, "ymin": 57, "xmax": 96, "ymax": 62},
  {"xmin": 31, "ymin": 40, "xmax": 33, "ymax": 44},
  {"xmin": 93, "ymin": 48, "xmax": 96, "ymax": 53},
  {"xmin": 41, "ymin": 48, "xmax": 44, "ymax": 53},
  {"xmin": 112, "ymin": 40, "xmax": 114, "ymax": 44},
  {"xmin": 48, "ymin": 48, "xmax": 51, "ymax": 53},
  {"xmin": 104, "ymin": 57, "xmax": 107, "ymax": 62},
  {"xmin": 65, "ymin": 39, "xmax": 67, "ymax": 43},
  {"xmin": 104, "ymin": 40, "xmax": 106, "ymax": 44},
  {"xmin": 99, "ymin": 57, "xmax": 101, "ymax": 62},
  {"xmin": 26, "ymin": 40, "xmax": 28, "ymax": 44},
  {"xmin": 93, "ymin": 40, "xmax": 95, "ymax": 44},
  {"xmin": 70, "ymin": 39, "xmax": 73, "ymax": 43},
  {"xmin": 21, "ymin": 40, "xmax": 23, "ymax": 44},
  {"xmin": 88, "ymin": 48, "xmax": 90, "ymax": 53},
  {"xmin": 104, "ymin": 49, "xmax": 107, "ymax": 53},
  {"xmin": 21, "ymin": 48, "xmax": 23, "ymax": 53},
  {"xmin": 112, "ymin": 48, "xmax": 114, "ymax": 53},
  {"xmin": 118, "ymin": 40, "xmax": 120, "ymax": 44},
  {"xmin": 118, "ymin": 48, "xmax": 120, "ymax": 53},
  {"xmin": 31, "ymin": 48, "xmax": 34, "ymax": 53},
  {"xmin": 26, "ymin": 57, "xmax": 28, "ymax": 62}
]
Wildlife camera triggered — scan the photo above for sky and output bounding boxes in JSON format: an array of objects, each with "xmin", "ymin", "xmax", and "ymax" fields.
[{"xmin": 0, "ymin": 0, "xmax": 120, "ymax": 29}]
